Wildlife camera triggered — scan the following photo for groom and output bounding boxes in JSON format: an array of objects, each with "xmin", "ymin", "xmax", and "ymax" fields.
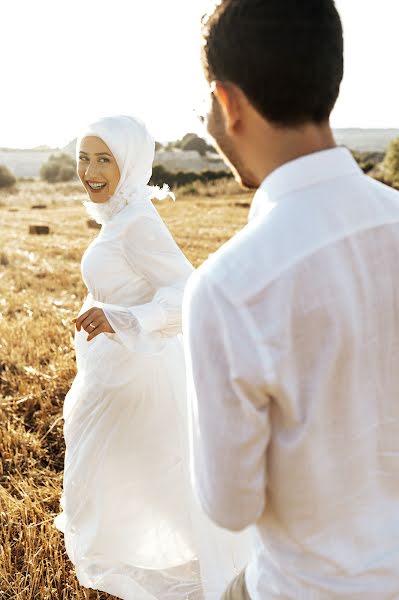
[{"xmin": 184, "ymin": 1, "xmax": 399, "ymax": 598}]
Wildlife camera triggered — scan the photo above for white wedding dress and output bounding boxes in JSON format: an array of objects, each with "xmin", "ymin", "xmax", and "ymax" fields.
[{"xmin": 55, "ymin": 191, "xmax": 251, "ymax": 600}]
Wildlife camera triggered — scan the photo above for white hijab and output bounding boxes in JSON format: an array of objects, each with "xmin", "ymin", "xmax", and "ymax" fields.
[{"xmin": 77, "ymin": 115, "xmax": 174, "ymax": 224}]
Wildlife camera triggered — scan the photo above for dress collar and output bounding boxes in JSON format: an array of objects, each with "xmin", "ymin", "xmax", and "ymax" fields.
[{"xmin": 249, "ymin": 147, "xmax": 362, "ymax": 222}]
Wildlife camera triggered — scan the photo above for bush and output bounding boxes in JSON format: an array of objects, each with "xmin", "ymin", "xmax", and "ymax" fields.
[
  {"xmin": 351, "ymin": 151, "xmax": 384, "ymax": 174},
  {"xmin": 58, "ymin": 164, "xmax": 77, "ymax": 182},
  {"xmin": 150, "ymin": 164, "xmax": 232, "ymax": 189},
  {"xmin": 384, "ymin": 138, "xmax": 399, "ymax": 186},
  {"xmin": 0, "ymin": 164, "xmax": 16, "ymax": 189},
  {"xmin": 40, "ymin": 153, "xmax": 77, "ymax": 183}
]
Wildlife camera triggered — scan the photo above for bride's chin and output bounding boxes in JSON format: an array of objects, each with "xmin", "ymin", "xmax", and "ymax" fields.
[{"xmin": 87, "ymin": 193, "xmax": 110, "ymax": 204}]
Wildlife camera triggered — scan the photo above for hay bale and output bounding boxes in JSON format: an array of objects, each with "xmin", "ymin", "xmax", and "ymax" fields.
[
  {"xmin": 87, "ymin": 219, "xmax": 101, "ymax": 230},
  {"xmin": 31, "ymin": 204, "xmax": 48, "ymax": 210},
  {"xmin": 29, "ymin": 225, "xmax": 50, "ymax": 235}
]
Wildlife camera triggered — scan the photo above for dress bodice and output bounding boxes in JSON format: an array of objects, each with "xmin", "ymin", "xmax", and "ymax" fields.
[
  {"xmin": 77, "ymin": 198, "xmax": 194, "ymax": 356},
  {"xmin": 81, "ymin": 224, "xmax": 154, "ymax": 307}
]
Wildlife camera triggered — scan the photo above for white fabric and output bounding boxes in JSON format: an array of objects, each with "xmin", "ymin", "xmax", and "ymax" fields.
[
  {"xmin": 84, "ymin": 183, "xmax": 175, "ymax": 226},
  {"xmin": 55, "ymin": 116, "xmax": 251, "ymax": 600},
  {"xmin": 184, "ymin": 147, "xmax": 399, "ymax": 599}
]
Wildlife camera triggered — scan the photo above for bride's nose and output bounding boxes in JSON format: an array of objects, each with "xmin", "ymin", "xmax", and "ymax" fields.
[{"xmin": 85, "ymin": 161, "xmax": 100, "ymax": 178}]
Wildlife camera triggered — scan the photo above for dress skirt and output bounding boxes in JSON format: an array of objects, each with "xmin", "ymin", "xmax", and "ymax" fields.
[{"xmin": 55, "ymin": 297, "xmax": 250, "ymax": 600}]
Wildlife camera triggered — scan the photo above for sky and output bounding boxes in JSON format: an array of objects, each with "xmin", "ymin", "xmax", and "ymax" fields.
[{"xmin": 1, "ymin": 0, "xmax": 398, "ymax": 149}]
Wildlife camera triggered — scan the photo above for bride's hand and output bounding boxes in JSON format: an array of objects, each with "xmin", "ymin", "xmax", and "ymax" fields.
[{"xmin": 72, "ymin": 308, "xmax": 115, "ymax": 342}]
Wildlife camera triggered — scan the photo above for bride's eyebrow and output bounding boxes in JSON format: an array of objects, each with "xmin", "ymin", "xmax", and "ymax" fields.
[{"xmin": 78, "ymin": 151, "xmax": 112, "ymax": 157}]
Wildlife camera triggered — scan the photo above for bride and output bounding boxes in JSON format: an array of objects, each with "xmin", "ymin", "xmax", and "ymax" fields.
[{"xmin": 55, "ymin": 116, "xmax": 250, "ymax": 600}]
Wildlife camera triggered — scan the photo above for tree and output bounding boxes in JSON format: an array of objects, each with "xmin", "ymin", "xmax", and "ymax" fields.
[
  {"xmin": 40, "ymin": 153, "xmax": 77, "ymax": 183},
  {"xmin": 163, "ymin": 134, "xmax": 216, "ymax": 155},
  {"xmin": 384, "ymin": 137, "xmax": 399, "ymax": 186},
  {"xmin": 0, "ymin": 165, "xmax": 16, "ymax": 188},
  {"xmin": 180, "ymin": 134, "xmax": 208, "ymax": 156}
]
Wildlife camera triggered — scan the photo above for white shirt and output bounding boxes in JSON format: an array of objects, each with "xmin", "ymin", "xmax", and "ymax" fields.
[{"xmin": 183, "ymin": 147, "xmax": 399, "ymax": 599}]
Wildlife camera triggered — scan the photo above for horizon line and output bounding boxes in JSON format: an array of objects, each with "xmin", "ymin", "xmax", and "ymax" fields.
[{"xmin": 1, "ymin": 127, "xmax": 399, "ymax": 152}]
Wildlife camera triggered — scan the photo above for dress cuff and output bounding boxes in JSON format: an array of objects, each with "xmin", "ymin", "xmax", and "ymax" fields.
[
  {"xmin": 98, "ymin": 301, "xmax": 168, "ymax": 335},
  {"xmin": 129, "ymin": 302, "xmax": 168, "ymax": 334}
]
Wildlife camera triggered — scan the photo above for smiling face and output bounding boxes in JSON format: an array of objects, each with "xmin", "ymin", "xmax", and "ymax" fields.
[{"xmin": 78, "ymin": 136, "xmax": 120, "ymax": 203}]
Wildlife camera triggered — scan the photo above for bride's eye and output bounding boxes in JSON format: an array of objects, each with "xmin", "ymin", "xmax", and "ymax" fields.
[
  {"xmin": 99, "ymin": 157, "xmax": 110, "ymax": 163},
  {"xmin": 79, "ymin": 156, "xmax": 88, "ymax": 161}
]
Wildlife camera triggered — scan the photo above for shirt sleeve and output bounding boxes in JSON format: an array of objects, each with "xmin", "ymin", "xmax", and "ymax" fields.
[
  {"xmin": 97, "ymin": 215, "xmax": 194, "ymax": 354},
  {"xmin": 183, "ymin": 269, "xmax": 271, "ymax": 531}
]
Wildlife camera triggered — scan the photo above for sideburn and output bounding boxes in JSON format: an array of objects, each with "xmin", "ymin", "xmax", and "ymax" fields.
[{"xmin": 208, "ymin": 97, "xmax": 258, "ymax": 190}]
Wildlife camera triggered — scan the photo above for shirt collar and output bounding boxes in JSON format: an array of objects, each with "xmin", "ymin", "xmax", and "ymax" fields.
[{"xmin": 248, "ymin": 147, "xmax": 363, "ymax": 222}]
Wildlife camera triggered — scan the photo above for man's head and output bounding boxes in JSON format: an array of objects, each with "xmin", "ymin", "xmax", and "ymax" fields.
[{"xmin": 201, "ymin": 0, "xmax": 344, "ymax": 187}]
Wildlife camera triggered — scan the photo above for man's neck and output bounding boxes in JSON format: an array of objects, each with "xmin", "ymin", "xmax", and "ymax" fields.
[{"xmin": 247, "ymin": 121, "xmax": 337, "ymax": 187}]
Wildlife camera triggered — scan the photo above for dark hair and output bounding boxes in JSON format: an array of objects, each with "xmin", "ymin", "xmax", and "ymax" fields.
[{"xmin": 202, "ymin": 0, "xmax": 344, "ymax": 126}]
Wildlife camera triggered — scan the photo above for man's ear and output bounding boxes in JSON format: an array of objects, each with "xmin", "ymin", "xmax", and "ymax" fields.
[{"xmin": 213, "ymin": 82, "xmax": 241, "ymax": 134}]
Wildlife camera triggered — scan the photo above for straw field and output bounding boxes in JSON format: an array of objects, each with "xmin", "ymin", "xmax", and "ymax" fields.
[{"xmin": 0, "ymin": 179, "xmax": 250, "ymax": 599}]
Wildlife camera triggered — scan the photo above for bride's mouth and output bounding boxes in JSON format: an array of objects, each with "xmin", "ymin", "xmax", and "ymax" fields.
[{"xmin": 86, "ymin": 181, "xmax": 107, "ymax": 192}]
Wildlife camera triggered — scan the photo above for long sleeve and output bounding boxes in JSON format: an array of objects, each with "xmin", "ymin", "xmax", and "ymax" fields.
[
  {"xmin": 98, "ymin": 215, "xmax": 194, "ymax": 354},
  {"xmin": 183, "ymin": 269, "xmax": 271, "ymax": 531}
]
